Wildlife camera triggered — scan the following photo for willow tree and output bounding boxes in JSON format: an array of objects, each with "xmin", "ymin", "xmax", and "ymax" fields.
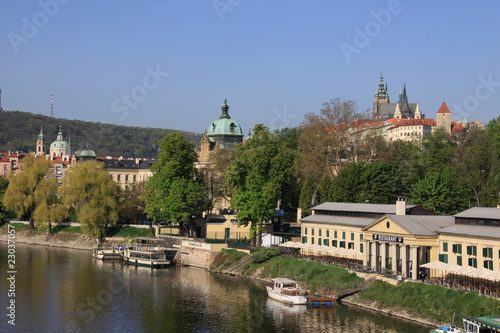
[
  {"xmin": 60, "ymin": 161, "xmax": 119, "ymax": 240},
  {"xmin": 2, "ymin": 155, "xmax": 54, "ymax": 231}
]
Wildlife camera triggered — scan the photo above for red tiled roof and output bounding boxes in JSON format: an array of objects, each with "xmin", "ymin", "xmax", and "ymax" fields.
[
  {"xmin": 452, "ymin": 122, "xmax": 465, "ymax": 132},
  {"xmin": 437, "ymin": 101, "xmax": 452, "ymax": 114},
  {"xmin": 389, "ymin": 118, "xmax": 436, "ymax": 127}
]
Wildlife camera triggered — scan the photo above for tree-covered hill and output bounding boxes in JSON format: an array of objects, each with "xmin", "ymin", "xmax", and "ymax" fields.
[{"xmin": 0, "ymin": 110, "xmax": 202, "ymax": 158}]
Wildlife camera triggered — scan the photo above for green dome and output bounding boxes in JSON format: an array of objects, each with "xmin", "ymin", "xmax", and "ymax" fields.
[
  {"xmin": 76, "ymin": 149, "xmax": 96, "ymax": 157},
  {"xmin": 207, "ymin": 99, "xmax": 243, "ymax": 138},
  {"xmin": 50, "ymin": 130, "xmax": 68, "ymax": 148}
]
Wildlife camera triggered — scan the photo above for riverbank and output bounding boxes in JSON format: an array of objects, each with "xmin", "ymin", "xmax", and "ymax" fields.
[{"xmin": 209, "ymin": 249, "xmax": 499, "ymax": 328}]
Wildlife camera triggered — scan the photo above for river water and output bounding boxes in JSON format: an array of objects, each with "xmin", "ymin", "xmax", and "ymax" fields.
[{"xmin": 0, "ymin": 243, "xmax": 431, "ymax": 332}]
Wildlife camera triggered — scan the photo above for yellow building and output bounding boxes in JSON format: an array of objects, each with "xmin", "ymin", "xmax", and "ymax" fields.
[{"xmin": 205, "ymin": 214, "xmax": 251, "ymax": 240}]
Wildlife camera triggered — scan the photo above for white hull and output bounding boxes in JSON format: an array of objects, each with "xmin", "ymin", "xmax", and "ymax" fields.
[
  {"xmin": 93, "ymin": 248, "xmax": 123, "ymax": 260},
  {"xmin": 266, "ymin": 286, "xmax": 308, "ymax": 305},
  {"xmin": 123, "ymin": 247, "xmax": 171, "ymax": 268}
]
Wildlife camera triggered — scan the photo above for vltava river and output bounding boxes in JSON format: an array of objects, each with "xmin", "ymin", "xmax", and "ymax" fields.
[{"xmin": 0, "ymin": 243, "xmax": 431, "ymax": 332}]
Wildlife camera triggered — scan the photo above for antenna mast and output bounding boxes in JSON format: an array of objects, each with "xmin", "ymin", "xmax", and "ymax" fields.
[{"xmin": 50, "ymin": 94, "xmax": 54, "ymax": 117}]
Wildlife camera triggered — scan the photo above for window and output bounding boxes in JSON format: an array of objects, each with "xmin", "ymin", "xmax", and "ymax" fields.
[
  {"xmin": 351, "ymin": 233, "xmax": 354, "ymax": 241},
  {"xmin": 453, "ymin": 244, "xmax": 462, "ymax": 254},
  {"xmin": 311, "ymin": 237, "xmax": 314, "ymax": 245},
  {"xmin": 312, "ymin": 229, "xmax": 315, "ymax": 236},
  {"xmin": 318, "ymin": 238, "xmax": 322, "ymax": 245},
  {"xmin": 484, "ymin": 260, "xmax": 493, "ymax": 270},
  {"xmin": 304, "ymin": 228, "xmax": 307, "ymax": 235},
  {"xmin": 334, "ymin": 231, "xmax": 337, "ymax": 238},
  {"xmin": 443, "ymin": 242, "xmax": 448, "ymax": 252},
  {"xmin": 483, "ymin": 247, "xmax": 493, "ymax": 258},
  {"xmin": 332, "ymin": 240, "xmax": 338, "ymax": 247},
  {"xmin": 302, "ymin": 236, "xmax": 307, "ymax": 243},
  {"xmin": 439, "ymin": 254, "xmax": 448, "ymax": 263},
  {"xmin": 342, "ymin": 232, "xmax": 346, "ymax": 240},
  {"xmin": 360, "ymin": 234, "xmax": 363, "ymax": 241},
  {"xmin": 467, "ymin": 246, "xmax": 477, "ymax": 256},
  {"xmin": 468, "ymin": 257, "xmax": 477, "ymax": 268},
  {"xmin": 125, "ymin": 175, "xmax": 129, "ymax": 182},
  {"xmin": 117, "ymin": 174, "xmax": 121, "ymax": 181},
  {"xmin": 326, "ymin": 230, "xmax": 329, "ymax": 238},
  {"xmin": 360, "ymin": 243, "xmax": 364, "ymax": 253},
  {"xmin": 457, "ymin": 256, "xmax": 462, "ymax": 266},
  {"xmin": 319, "ymin": 229, "xmax": 322, "ymax": 237},
  {"xmin": 348, "ymin": 242, "xmax": 354, "ymax": 249},
  {"xmin": 340, "ymin": 241, "xmax": 346, "ymax": 248},
  {"xmin": 133, "ymin": 175, "xmax": 136, "ymax": 182},
  {"xmin": 323, "ymin": 239, "xmax": 329, "ymax": 246}
]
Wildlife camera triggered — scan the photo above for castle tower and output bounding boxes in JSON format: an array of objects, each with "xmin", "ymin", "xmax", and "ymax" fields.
[
  {"xmin": 36, "ymin": 125, "xmax": 46, "ymax": 156},
  {"xmin": 373, "ymin": 70, "xmax": 389, "ymax": 119},
  {"xmin": 436, "ymin": 101, "xmax": 452, "ymax": 135},
  {"xmin": 0, "ymin": 89, "xmax": 3, "ymax": 111}
]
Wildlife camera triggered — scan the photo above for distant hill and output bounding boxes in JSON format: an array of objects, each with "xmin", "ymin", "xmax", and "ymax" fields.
[{"xmin": 0, "ymin": 111, "xmax": 202, "ymax": 158}]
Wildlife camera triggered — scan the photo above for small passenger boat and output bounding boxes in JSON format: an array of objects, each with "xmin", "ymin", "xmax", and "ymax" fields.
[
  {"xmin": 430, "ymin": 317, "xmax": 482, "ymax": 333},
  {"xmin": 92, "ymin": 247, "xmax": 123, "ymax": 260},
  {"xmin": 122, "ymin": 246, "xmax": 171, "ymax": 268},
  {"xmin": 266, "ymin": 278, "xmax": 307, "ymax": 305}
]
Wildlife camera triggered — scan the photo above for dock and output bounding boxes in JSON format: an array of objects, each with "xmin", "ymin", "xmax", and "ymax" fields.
[{"xmin": 305, "ymin": 287, "xmax": 363, "ymax": 307}]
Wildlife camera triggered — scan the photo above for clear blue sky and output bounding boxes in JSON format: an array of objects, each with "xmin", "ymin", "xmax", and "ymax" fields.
[{"xmin": 1, "ymin": 1, "xmax": 499, "ymax": 135}]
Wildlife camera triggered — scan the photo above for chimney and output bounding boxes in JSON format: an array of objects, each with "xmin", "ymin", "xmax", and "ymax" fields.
[{"xmin": 396, "ymin": 197, "xmax": 406, "ymax": 216}]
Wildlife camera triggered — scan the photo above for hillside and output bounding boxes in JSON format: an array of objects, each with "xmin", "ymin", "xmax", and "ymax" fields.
[{"xmin": 0, "ymin": 111, "xmax": 202, "ymax": 158}]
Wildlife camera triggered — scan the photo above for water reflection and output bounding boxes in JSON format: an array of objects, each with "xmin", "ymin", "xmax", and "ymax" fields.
[{"xmin": 0, "ymin": 243, "xmax": 430, "ymax": 332}]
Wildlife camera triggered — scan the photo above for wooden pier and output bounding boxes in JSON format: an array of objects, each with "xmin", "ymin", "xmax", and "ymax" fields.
[{"xmin": 305, "ymin": 287, "xmax": 363, "ymax": 307}]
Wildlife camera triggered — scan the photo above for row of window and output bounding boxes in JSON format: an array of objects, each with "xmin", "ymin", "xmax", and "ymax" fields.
[
  {"xmin": 301, "ymin": 236, "xmax": 364, "ymax": 253},
  {"xmin": 303, "ymin": 228, "xmax": 363, "ymax": 241},
  {"xmin": 442, "ymin": 243, "xmax": 495, "ymax": 258},
  {"xmin": 439, "ymin": 254, "xmax": 493, "ymax": 269}
]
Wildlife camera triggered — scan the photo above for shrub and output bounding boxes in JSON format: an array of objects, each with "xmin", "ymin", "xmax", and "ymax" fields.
[{"xmin": 251, "ymin": 246, "xmax": 283, "ymax": 263}]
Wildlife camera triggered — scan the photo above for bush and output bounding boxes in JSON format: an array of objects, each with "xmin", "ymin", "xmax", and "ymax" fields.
[{"xmin": 251, "ymin": 246, "xmax": 283, "ymax": 263}]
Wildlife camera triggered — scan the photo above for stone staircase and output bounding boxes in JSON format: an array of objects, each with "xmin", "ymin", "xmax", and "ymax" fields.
[{"xmin": 220, "ymin": 255, "xmax": 253, "ymax": 276}]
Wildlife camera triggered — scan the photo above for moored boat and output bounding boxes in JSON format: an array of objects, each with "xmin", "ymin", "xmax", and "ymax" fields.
[
  {"xmin": 123, "ymin": 246, "xmax": 171, "ymax": 268},
  {"xmin": 92, "ymin": 247, "xmax": 123, "ymax": 260},
  {"xmin": 266, "ymin": 278, "xmax": 307, "ymax": 305}
]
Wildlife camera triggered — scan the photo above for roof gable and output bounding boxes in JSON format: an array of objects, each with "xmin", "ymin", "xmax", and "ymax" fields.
[{"xmin": 437, "ymin": 101, "xmax": 451, "ymax": 114}]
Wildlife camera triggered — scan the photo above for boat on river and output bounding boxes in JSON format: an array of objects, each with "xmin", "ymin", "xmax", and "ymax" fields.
[
  {"xmin": 122, "ymin": 246, "xmax": 171, "ymax": 268},
  {"xmin": 266, "ymin": 278, "xmax": 307, "ymax": 305},
  {"xmin": 430, "ymin": 317, "xmax": 482, "ymax": 333},
  {"xmin": 92, "ymin": 247, "xmax": 123, "ymax": 260}
]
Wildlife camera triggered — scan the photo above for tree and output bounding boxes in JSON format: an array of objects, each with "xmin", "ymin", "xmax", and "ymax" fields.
[
  {"xmin": 359, "ymin": 161, "xmax": 400, "ymax": 204},
  {"xmin": 0, "ymin": 177, "xmax": 13, "ymax": 223},
  {"xmin": 297, "ymin": 98, "xmax": 376, "ymax": 182},
  {"xmin": 298, "ymin": 176, "xmax": 317, "ymax": 214},
  {"xmin": 316, "ymin": 174, "xmax": 335, "ymax": 205},
  {"xmin": 60, "ymin": 161, "xmax": 119, "ymax": 240},
  {"xmin": 226, "ymin": 124, "xmax": 297, "ymax": 247},
  {"xmin": 411, "ymin": 166, "xmax": 470, "ymax": 215},
  {"xmin": 32, "ymin": 172, "xmax": 67, "ymax": 235},
  {"xmin": 421, "ymin": 127, "xmax": 454, "ymax": 172},
  {"xmin": 118, "ymin": 181, "xmax": 147, "ymax": 222},
  {"xmin": 330, "ymin": 163, "xmax": 365, "ymax": 202},
  {"xmin": 455, "ymin": 130, "xmax": 499, "ymax": 207},
  {"xmin": 388, "ymin": 140, "xmax": 423, "ymax": 197},
  {"xmin": 143, "ymin": 132, "xmax": 208, "ymax": 237},
  {"xmin": 2, "ymin": 155, "xmax": 54, "ymax": 231}
]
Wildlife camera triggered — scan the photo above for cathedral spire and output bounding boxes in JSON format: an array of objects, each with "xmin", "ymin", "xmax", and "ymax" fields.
[{"xmin": 398, "ymin": 82, "xmax": 403, "ymax": 104}]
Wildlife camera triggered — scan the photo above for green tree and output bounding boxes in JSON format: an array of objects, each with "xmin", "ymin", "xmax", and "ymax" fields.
[
  {"xmin": 0, "ymin": 177, "xmax": 13, "ymax": 223},
  {"xmin": 118, "ymin": 181, "xmax": 147, "ymax": 222},
  {"xmin": 331, "ymin": 163, "xmax": 365, "ymax": 202},
  {"xmin": 2, "ymin": 155, "xmax": 54, "ymax": 231},
  {"xmin": 298, "ymin": 176, "xmax": 317, "ymax": 214},
  {"xmin": 388, "ymin": 140, "xmax": 423, "ymax": 197},
  {"xmin": 422, "ymin": 127, "xmax": 454, "ymax": 172},
  {"xmin": 32, "ymin": 172, "xmax": 67, "ymax": 235},
  {"xmin": 60, "ymin": 161, "xmax": 119, "ymax": 240},
  {"xmin": 360, "ymin": 161, "xmax": 400, "ymax": 204},
  {"xmin": 410, "ymin": 166, "xmax": 470, "ymax": 215},
  {"xmin": 226, "ymin": 124, "xmax": 297, "ymax": 247},
  {"xmin": 455, "ymin": 130, "xmax": 499, "ymax": 207},
  {"xmin": 143, "ymin": 132, "xmax": 208, "ymax": 237},
  {"xmin": 317, "ymin": 174, "xmax": 335, "ymax": 205}
]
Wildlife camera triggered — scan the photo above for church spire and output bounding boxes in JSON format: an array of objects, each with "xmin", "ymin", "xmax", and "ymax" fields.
[{"xmin": 398, "ymin": 82, "xmax": 403, "ymax": 104}]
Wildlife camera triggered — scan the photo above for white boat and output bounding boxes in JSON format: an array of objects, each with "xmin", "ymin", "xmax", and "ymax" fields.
[
  {"xmin": 430, "ymin": 317, "xmax": 481, "ymax": 333},
  {"xmin": 266, "ymin": 278, "xmax": 307, "ymax": 305},
  {"xmin": 92, "ymin": 247, "xmax": 123, "ymax": 260},
  {"xmin": 122, "ymin": 246, "xmax": 171, "ymax": 268}
]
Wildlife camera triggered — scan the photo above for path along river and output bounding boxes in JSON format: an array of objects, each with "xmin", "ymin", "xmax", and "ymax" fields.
[{"xmin": 0, "ymin": 242, "xmax": 431, "ymax": 332}]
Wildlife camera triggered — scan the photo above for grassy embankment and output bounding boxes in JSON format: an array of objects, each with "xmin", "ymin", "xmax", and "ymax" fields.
[{"xmin": 211, "ymin": 249, "xmax": 500, "ymax": 323}]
